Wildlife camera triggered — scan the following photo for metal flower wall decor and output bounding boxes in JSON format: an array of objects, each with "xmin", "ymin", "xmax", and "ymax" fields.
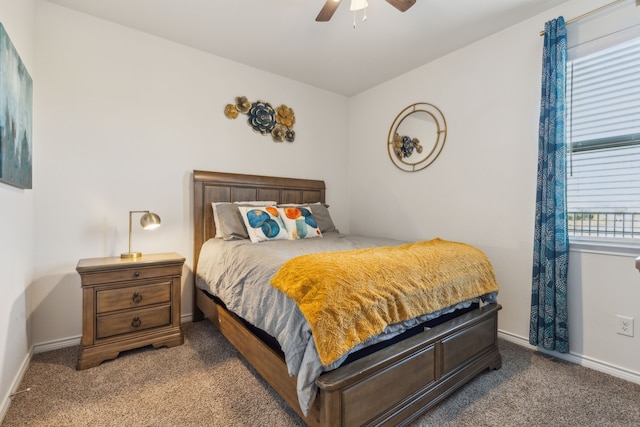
[
  {"xmin": 392, "ymin": 133, "xmax": 423, "ymax": 159},
  {"xmin": 225, "ymin": 96, "xmax": 296, "ymax": 143}
]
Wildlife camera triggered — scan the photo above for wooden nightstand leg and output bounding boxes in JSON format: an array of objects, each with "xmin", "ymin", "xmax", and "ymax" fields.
[
  {"xmin": 77, "ymin": 328, "xmax": 184, "ymax": 370},
  {"xmin": 77, "ymin": 348, "xmax": 121, "ymax": 370},
  {"xmin": 151, "ymin": 328, "xmax": 184, "ymax": 349}
]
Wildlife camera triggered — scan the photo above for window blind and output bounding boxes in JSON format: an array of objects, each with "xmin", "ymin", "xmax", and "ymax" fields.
[{"xmin": 567, "ymin": 36, "xmax": 640, "ymax": 214}]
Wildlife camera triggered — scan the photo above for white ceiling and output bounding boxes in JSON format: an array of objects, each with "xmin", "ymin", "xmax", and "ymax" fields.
[{"xmin": 45, "ymin": 0, "xmax": 570, "ymax": 96}]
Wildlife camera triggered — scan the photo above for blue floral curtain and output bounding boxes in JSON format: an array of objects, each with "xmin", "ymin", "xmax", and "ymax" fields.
[{"xmin": 530, "ymin": 17, "xmax": 569, "ymax": 353}]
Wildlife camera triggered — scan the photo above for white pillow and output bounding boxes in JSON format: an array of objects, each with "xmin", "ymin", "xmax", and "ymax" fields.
[
  {"xmin": 237, "ymin": 206, "xmax": 289, "ymax": 243},
  {"xmin": 277, "ymin": 206, "xmax": 323, "ymax": 240}
]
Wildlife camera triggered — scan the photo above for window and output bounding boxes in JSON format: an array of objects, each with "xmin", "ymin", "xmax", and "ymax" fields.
[{"xmin": 566, "ymin": 36, "xmax": 640, "ymax": 241}]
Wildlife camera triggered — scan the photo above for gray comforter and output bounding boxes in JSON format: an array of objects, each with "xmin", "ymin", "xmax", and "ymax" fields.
[{"xmin": 195, "ymin": 233, "xmax": 497, "ymax": 415}]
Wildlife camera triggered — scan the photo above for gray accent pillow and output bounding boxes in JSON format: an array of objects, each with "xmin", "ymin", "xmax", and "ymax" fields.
[{"xmin": 309, "ymin": 204, "xmax": 338, "ymax": 234}]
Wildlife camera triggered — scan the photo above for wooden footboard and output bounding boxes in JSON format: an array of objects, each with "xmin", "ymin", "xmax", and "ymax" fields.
[
  {"xmin": 196, "ymin": 286, "xmax": 501, "ymax": 427},
  {"xmin": 315, "ymin": 301, "xmax": 502, "ymax": 426}
]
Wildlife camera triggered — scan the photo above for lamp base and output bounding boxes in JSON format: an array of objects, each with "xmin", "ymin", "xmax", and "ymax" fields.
[{"xmin": 121, "ymin": 252, "xmax": 142, "ymax": 259}]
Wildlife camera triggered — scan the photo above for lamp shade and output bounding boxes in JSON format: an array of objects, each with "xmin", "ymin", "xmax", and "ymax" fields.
[{"xmin": 140, "ymin": 212, "xmax": 161, "ymax": 230}]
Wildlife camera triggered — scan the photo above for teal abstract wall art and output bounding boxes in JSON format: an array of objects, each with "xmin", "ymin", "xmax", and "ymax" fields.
[{"xmin": 0, "ymin": 23, "xmax": 32, "ymax": 189}]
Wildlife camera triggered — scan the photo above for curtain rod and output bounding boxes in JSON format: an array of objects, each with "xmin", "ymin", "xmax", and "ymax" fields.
[{"xmin": 539, "ymin": 0, "xmax": 633, "ymax": 36}]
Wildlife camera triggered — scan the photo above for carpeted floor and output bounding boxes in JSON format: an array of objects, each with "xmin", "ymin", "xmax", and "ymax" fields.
[{"xmin": 3, "ymin": 321, "xmax": 640, "ymax": 426}]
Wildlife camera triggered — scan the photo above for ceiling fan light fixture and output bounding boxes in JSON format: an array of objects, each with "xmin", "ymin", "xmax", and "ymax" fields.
[
  {"xmin": 350, "ymin": 0, "xmax": 368, "ymax": 12},
  {"xmin": 317, "ymin": 0, "xmax": 413, "ymax": 24}
]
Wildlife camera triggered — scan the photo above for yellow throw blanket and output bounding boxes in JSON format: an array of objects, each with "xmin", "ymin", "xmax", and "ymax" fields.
[{"xmin": 270, "ymin": 238, "xmax": 499, "ymax": 366}]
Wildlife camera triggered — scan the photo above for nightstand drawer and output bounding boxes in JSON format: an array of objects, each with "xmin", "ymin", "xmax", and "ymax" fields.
[
  {"xmin": 80, "ymin": 264, "xmax": 182, "ymax": 286},
  {"xmin": 97, "ymin": 282, "xmax": 171, "ymax": 314},
  {"xmin": 96, "ymin": 305, "xmax": 171, "ymax": 339}
]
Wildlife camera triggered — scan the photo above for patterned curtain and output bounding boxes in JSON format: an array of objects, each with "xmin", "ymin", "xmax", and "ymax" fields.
[{"xmin": 530, "ymin": 17, "xmax": 569, "ymax": 353}]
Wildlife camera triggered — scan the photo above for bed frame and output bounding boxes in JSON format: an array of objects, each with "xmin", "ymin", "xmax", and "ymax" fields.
[{"xmin": 192, "ymin": 170, "xmax": 502, "ymax": 427}]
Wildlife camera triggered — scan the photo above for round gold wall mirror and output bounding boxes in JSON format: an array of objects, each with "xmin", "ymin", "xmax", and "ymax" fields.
[{"xmin": 387, "ymin": 103, "xmax": 447, "ymax": 172}]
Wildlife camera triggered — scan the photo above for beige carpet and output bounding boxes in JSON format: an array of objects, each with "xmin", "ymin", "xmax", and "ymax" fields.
[{"xmin": 3, "ymin": 321, "xmax": 640, "ymax": 426}]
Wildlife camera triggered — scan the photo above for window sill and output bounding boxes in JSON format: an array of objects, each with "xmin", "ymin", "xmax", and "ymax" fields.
[{"xmin": 569, "ymin": 237, "xmax": 640, "ymax": 258}]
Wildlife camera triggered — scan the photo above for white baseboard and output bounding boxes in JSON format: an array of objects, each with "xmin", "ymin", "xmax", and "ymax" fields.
[
  {"xmin": 26, "ymin": 327, "xmax": 640, "ymax": 387},
  {"xmin": 498, "ymin": 330, "xmax": 640, "ymax": 385},
  {"xmin": 30, "ymin": 326, "xmax": 640, "ymax": 387},
  {"xmin": 33, "ymin": 336, "xmax": 81, "ymax": 354},
  {"xmin": 0, "ymin": 347, "xmax": 33, "ymax": 423}
]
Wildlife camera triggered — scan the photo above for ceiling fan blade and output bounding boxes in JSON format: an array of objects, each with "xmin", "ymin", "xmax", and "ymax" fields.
[
  {"xmin": 386, "ymin": 0, "xmax": 416, "ymax": 12},
  {"xmin": 316, "ymin": 0, "xmax": 342, "ymax": 22}
]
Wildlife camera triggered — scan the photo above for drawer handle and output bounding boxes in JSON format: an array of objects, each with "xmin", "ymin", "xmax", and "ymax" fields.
[
  {"xmin": 132, "ymin": 292, "xmax": 143, "ymax": 304},
  {"xmin": 134, "ymin": 271, "xmax": 140, "ymax": 277},
  {"xmin": 131, "ymin": 317, "xmax": 142, "ymax": 328}
]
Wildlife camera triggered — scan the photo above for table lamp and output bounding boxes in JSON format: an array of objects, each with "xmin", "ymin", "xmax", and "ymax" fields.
[{"xmin": 121, "ymin": 210, "xmax": 161, "ymax": 258}]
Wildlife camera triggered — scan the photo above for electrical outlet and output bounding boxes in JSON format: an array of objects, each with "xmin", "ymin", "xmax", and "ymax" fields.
[{"xmin": 616, "ymin": 315, "xmax": 634, "ymax": 337}]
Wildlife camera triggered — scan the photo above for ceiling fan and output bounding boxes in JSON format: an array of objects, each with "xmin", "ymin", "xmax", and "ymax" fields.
[{"xmin": 316, "ymin": 0, "xmax": 416, "ymax": 22}]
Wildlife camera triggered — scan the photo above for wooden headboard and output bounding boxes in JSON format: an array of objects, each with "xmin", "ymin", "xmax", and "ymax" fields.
[{"xmin": 192, "ymin": 170, "xmax": 326, "ymax": 272}]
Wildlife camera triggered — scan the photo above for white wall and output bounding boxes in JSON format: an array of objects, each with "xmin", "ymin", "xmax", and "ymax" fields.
[
  {"xmin": 347, "ymin": 0, "xmax": 640, "ymax": 380},
  {"xmin": 0, "ymin": 0, "xmax": 36, "ymax": 417},
  {"xmin": 31, "ymin": 1, "xmax": 349, "ymax": 346},
  {"xmin": 3, "ymin": 0, "xmax": 639, "ymax": 417}
]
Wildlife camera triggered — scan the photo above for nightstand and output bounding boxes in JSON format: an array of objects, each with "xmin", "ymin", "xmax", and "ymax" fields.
[{"xmin": 76, "ymin": 252, "xmax": 185, "ymax": 370}]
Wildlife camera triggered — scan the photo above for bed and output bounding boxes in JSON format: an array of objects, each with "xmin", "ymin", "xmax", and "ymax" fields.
[{"xmin": 192, "ymin": 170, "xmax": 502, "ymax": 427}]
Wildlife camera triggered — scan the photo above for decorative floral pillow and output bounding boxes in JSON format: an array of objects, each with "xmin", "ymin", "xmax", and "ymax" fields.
[
  {"xmin": 237, "ymin": 206, "xmax": 289, "ymax": 243},
  {"xmin": 212, "ymin": 201, "xmax": 276, "ymax": 240},
  {"xmin": 278, "ymin": 203, "xmax": 338, "ymax": 234},
  {"xmin": 277, "ymin": 206, "xmax": 323, "ymax": 240}
]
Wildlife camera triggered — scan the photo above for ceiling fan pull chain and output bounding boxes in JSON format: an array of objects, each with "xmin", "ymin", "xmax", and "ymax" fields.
[{"xmin": 353, "ymin": 8, "xmax": 367, "ymax": 28}]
